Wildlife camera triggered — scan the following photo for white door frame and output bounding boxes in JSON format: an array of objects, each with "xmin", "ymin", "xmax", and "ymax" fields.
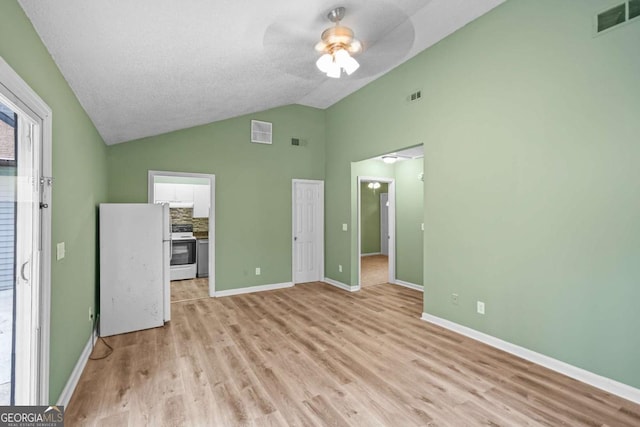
[
  {"xmin": 357, "ymin": 176, "xmax": 395, "ymax": 287},
  {"xmin": 0, "ymin": 57, "xmax": 53, "ymax": 405},
  {"xmin": 380, "ymin": 192, "xmax": 389, "ymax": 256},
  {"xmin": 291, "ymin": 179, "xmax": 324, "ymax": 284},
  {"xmin": 148, "ymin": 170, "xmax": 216, "ymax": 297}
]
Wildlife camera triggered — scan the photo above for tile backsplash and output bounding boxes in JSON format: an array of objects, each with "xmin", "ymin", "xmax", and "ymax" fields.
[
  {"xmin": 193, "ymin": 217, "xmax": 209, "ymax": 236},
  {"xmin": 170, "ymin": 207, "xmax": 193, "ymax": 224}
]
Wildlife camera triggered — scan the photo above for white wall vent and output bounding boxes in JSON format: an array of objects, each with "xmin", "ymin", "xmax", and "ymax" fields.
[
  {"xmin": 596, "ymin": 1, "xmax": 639, "ymax": 34},
  {"xmin": 251, "ymin": 120, "xmax": 272, "ymax": 144}
]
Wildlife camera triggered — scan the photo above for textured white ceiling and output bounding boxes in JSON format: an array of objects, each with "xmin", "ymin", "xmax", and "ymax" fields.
[{"xmin": 18, "ymin": 0, "xmax": 504, "ymax": 145}]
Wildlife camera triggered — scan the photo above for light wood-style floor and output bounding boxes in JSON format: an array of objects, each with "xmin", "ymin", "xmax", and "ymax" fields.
[
  {"xmin": 67, "ymin": 283, "xmax": 640, "ymax": 426},
  {"xmin": 171, "ymin": 278, "xmax": 209, "ymax": 303},
  {"xmin": 360, "ymin": 255, "xmax": 388, "ymax": 287}
]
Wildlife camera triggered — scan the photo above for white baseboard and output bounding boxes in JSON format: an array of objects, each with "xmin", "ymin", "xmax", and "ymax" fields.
[
  {"xmin": 215, "ymin": 282, "xmax": 293, "ymax": 297},
  {"xmin": 421, "ymin": 312, "xmax": 640, "ymax": 405},
  {"xmin": 323, "ymin": 277, "xmax": 360, "ymax": 292},
  {"xmin": 57, "ymin": 327, "xmax": 97, "ymax": 407},
  {"xmin": 361, "ymin": 252, "xmax": 382, "ymax": 257},
  {"xmin": 393, "ymin": 279, "xmax": 424, "ymax": 292}
]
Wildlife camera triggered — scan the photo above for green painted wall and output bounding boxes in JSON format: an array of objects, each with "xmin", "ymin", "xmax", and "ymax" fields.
[
  {"xmin": 0, "ymin": 1, "xmax": 108, "ymax": 401},
  {"xmin": 395, "ymin": 158, "xmax": 424, "ymax": 286},
  {"xmin": 107, "ymin": 105, "xmax": 325, "ymax": 290},
  {"xmin": 360, "ymin": 182, "xmax": 388, "ymax": 254},
  {"xmin": 326, "ymin": 0, "xmax": 640, "ymax": 389}
]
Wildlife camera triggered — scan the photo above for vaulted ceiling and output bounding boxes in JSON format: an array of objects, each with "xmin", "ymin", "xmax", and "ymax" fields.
[{"xmin": 19, "ymin": 0, "xmax": 504, "ymax": 145}]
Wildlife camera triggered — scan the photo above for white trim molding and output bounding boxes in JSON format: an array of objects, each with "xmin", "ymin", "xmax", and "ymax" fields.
[
  {"xmin": 361, "ymin": 252, "xmax": 382, "ymax": 257},
  {"xmin": 56, "ymin": 328, "xmax": 98, "ymax": 407},
  {"xmin": 393, "ymin": 279, "xmax": 424, "ymax": 292},
  {"xmin": 323, "ymin": 278, "xmax": 360, "ymax": 293},
  {"xmin": 421, "ymin": 312, "xmax": 640, "ymax": 405},
  {"xmin": 215, "ymin": 282, "xmax": 293, "ymax": 298}
]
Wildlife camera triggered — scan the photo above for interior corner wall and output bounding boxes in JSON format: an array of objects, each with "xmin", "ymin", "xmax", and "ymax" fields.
[
  {"xmin": 325, "ymin": 0, "xmax": 640, "ymax": 389},
  {"xmin": 0, "ymin": 1, "xmax": 108, "ymax": 401},
  {"xmin": 395, "ymin": 158, "xmax": 424, "ymax": 286},
  {"xmin": 106, "ymin": 104, "xmax": 325, "ymax": 291}
]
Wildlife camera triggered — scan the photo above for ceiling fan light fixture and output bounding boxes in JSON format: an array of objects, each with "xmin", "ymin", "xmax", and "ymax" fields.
[
  {"xmin": 326, "ymin": 62, "xmax": 341, "ymax": 78},
  {"xmin": 315, "ymin": 7, "xmax": 362, "ymax": 79},
  {"xmin": 316, "ymin": 53, "xmax": 333, "ymax": 73},
  {"xmin": 343, "ymin": 55, "xmax": 360, "ymax": 75}
]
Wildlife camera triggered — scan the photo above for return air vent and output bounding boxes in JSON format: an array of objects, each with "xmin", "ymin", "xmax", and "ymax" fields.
[
  {"xmin": 596, "ymin": 1, "xmax": 640, "ymax": 34},
  {"xmin": 408, "ymin": 90, "xmax": 422, "ymax": 102},
  {"xmin": 251, "ymin": 120, "xmax": 272, "ymax": 144}
]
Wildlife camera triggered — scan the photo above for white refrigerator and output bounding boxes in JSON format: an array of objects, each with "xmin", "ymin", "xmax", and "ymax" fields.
[{"xmin": 99, "ymin": 203, "xmax": 171, "ymax": 337}]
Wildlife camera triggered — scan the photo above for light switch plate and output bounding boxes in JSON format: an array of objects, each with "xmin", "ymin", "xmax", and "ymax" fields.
[
  {"xmin": 421, "ymin": 223, "xmax": 424, "ymax": 231},
  {"xmin": 255, "ymin": 267, "xmax": 261, "ymax": 275},
  {"xmin": 342, "ymin": 223, "xmax": 348, "ymax": 231},
  {"xmin": 56, "ymin": 242, "xmax": 65, "ymax": 261}
]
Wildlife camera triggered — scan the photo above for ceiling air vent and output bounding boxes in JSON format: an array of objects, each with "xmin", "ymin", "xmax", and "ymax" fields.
[
  {"xmin": 251, "ymin": 120, "xmax": 272, "ymax": 144},
  {"xmin": 596, "ymin": 1, "xmax": 639, "ymax": 34}
]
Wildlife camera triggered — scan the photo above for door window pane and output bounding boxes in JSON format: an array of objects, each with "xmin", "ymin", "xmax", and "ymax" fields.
[{"xmin": 0, "ymin": 100, "xmax": 17, "ymax": 405}]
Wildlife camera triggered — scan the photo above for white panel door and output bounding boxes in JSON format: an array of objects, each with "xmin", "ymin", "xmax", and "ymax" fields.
[
  {"xmin": 380, "ymin": 193, "xmax": 389, "ymax": 256},
  {"xmin": 293, "ymin": 181, "xmax": 323, "ymax": 284}
]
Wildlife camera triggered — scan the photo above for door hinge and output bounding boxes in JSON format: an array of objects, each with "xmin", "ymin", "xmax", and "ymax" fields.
[{"xmin": 39, "ymin": 176, "xmax": 54, "ymax": 186}]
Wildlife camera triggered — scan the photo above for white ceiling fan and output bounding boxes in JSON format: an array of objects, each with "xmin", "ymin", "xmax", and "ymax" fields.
[
  {"xmin": 314, "ymin": 7, "xmax": 362, "ymax": 78},
  {"xmin": 262, "ymin": 1, "xmax": 418, "ymax": 81}
]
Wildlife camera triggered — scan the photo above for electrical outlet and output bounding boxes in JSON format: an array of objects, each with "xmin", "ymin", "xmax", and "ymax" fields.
[
  {"xmin": 477, "ymin": 301, "xmax": 485, "ymax": 315},
  {"xmin": 255, "ymin": 267, "xmax": 261, "ymax": 275},
  {"xmin": 421, "ymin": 223, "xmax": 425, "ymax": 231},
  {"xmin": 451, "ymin": 293, "xmax": 459, "ymax": 305},
  {"xmin": 342, "ymin": 223, "xmax": 348, "ymax": 231},
  {"xmin": 89, "ymin": 306, "xmax": 93, "ymax": 323},
  {"xmin": 338, "ymin": 265, "xmax": 342, "ymax": 273}
]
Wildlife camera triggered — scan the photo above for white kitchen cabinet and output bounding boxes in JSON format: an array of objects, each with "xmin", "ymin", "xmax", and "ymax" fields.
[
  {"xmin": 154, "ymin": 183, "xmax": 174, "ymax": 202},
  {"xmin": 175, "ymin": 184, "xmax": 194, "ymax": 203},
  {"xmin": 154, "ymin": 183, "xmax": 195, "ymax": 203},
  {"xmin": 193, "ymin": 185, "xmax": 210, "ymax": 218}
]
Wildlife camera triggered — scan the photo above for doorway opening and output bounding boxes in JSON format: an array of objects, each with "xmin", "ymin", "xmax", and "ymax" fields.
[
  {"xmin": 353, "ymin": 144, "xmax": 424, "ymax": 291},
  {"xmin": 360, "ymin": 180, "xmax": 390, "ymax": 287},
  {"xmin": 148, "ymin": 171, "xmax": 215, "ymax": 303},
  {"xmin": 0, "ymin": 58, "xmax": 53, "ymax": 405},
  {"xmin": 358, "ymin": 177, "xmax": 395, "ymax": 288}
]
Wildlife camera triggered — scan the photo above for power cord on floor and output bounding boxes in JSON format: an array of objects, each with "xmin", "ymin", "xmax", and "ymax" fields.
[
  {"xmin": 89, "ymin": 314, "xmax": 114, "ymax": 360},
  {"xmin": 89, "ymin": 337, "xmax": 113, "ymax": 360}
]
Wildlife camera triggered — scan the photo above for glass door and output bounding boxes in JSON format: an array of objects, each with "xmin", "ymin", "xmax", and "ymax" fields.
[{"xmin": 0, "ymin": 94, "xmax": 41, "ymax": 405}]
